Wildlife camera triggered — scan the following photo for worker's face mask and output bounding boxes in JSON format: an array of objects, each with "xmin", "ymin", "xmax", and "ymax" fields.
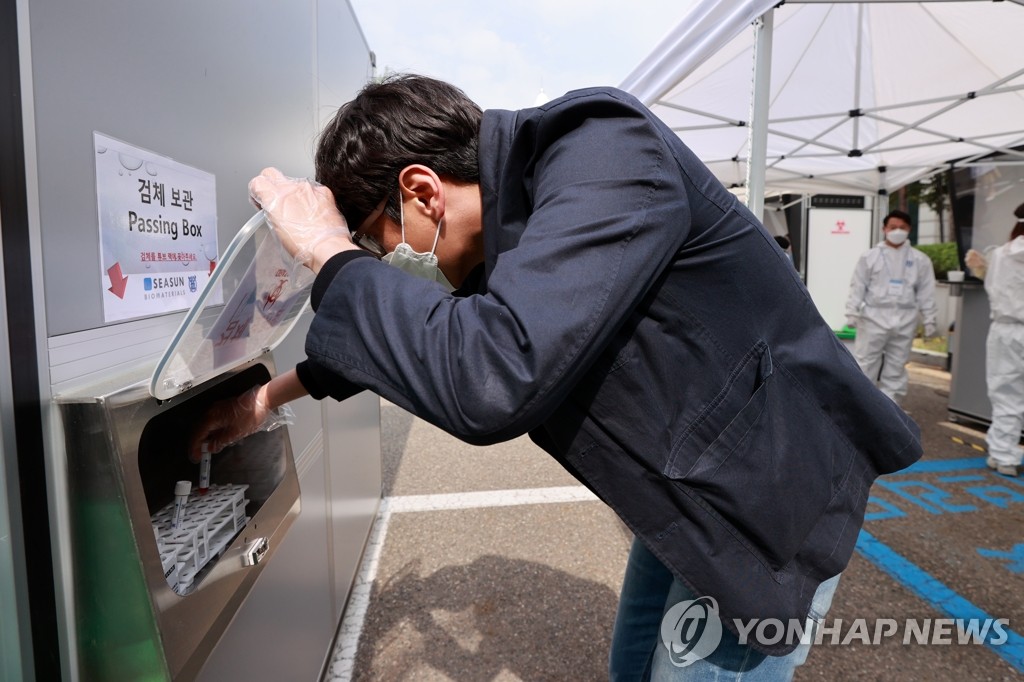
[
  {"xmin": 886, "ymin": 228, "xmax": 909, "ymax": 246},
  {"xmin": 382, "ymin": 192, "xmax": 455, "ymax": 292}
]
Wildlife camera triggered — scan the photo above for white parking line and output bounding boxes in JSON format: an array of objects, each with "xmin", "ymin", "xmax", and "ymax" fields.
[{"xmin": 387, "ymin": 485, "xmax": 599, "ymax": 512}]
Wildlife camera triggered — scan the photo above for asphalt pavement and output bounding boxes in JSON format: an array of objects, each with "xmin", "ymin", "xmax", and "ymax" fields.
[{"xmin": 323, "ymin": 352, "xmax": 1023, "ymax": 681}]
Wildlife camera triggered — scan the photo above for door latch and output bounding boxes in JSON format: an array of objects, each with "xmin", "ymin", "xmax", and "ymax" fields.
[{"xmin": 242, "ymin": 537, "xmax": 269, "ymax": 567}]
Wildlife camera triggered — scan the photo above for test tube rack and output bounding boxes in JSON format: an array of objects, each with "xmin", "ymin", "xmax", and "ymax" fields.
[{"xmin": 152, "ymin": 483, "xmax": 250, "ymax": 595}]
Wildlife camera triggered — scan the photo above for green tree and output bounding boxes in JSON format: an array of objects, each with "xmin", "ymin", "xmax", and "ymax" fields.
[
  {"xmin": 891, "ymin": 172, "xmax": 951, "ymax": 241},
  {"xmin": 914, "ymin": 242, "xmax": 959, "ymax": 280}
]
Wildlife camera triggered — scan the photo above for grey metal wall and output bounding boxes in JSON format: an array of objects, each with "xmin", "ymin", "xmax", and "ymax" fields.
[
  {"xmin": 28, "ymin": 0, "xmax": 373, "ymax": 336},
  {"xmin": 17, "ymin": 0, "xmax": 382, "ymax": 678},
  {"xmin": 948, "ymin": 285, "xmax": 993, "ymax": 424}
]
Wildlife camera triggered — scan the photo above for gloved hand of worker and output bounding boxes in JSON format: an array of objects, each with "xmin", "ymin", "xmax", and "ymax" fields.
[
  {"xmin": 924, "ymin": 323, "xmax": 938, "ymax": 340},
  {"xmin": 965, "ymin": 249, "xmax": 988, "ymax": 279},
  {"xmin": 248, "ymin": 167, "xmax": 355, "ymax": 274},
  {"xmin": 845, "ymin": 316, "xmax": 858, "ymax": 329},
  {"xmin": 188, "ymin": 385, "xmax": 294, "ymax": 460}
]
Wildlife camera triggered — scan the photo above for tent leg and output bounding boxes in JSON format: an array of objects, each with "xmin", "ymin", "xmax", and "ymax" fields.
[
  {"xmin": 746, "ymin": 8, "xmax": 774, "ymax": 224},
  {"xmin": 875, "ymin": 166, "xmax": 888, "ymax": 242}
]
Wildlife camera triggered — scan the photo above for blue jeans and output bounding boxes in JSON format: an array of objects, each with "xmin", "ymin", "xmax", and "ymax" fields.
[{"xmin": 609, "ymin": 538, "xmax": 840, "ymax": 681}]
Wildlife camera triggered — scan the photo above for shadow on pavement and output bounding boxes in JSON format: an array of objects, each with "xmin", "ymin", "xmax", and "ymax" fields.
[{"xmin": 354, "ymin": 555, "xmax": 619, "ymax": 681}]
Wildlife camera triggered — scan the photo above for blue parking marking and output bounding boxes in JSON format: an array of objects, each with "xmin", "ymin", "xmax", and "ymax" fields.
[
  {"xmin": 977, "ymin": 545, "xmax": 1024, "ymax": 574},
  {"xmin": 899, "ymin": 456, "xmax": 987, "ymax": 474},
  {"xmin": 864, "ymin": 496, "xmax": 906, "ymax": 522},
  {"xmin": 855, "ymin": 456, "xmax": 1024, "ymax": 671},
  {"xmin": 874, "ymin": 479, "xmax": 978, "ymax": 514},
  {"xmin": 866, "ymin": 457, "xmax": 1024, "ymax": 519},
  {"xmin": 857, "ymin": 528, "xmax": 1024, "ymax": 672}
]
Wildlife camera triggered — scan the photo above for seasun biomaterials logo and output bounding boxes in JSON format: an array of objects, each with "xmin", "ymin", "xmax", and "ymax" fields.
[{"xmin": 144, "ymin": 275, "xmax": 187, "ymax": 291}]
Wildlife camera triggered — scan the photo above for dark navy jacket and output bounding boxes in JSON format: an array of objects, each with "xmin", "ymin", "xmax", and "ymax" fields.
[{"xmin": 299, "ymin": 87, "xmax": 923, "ymax": 654}]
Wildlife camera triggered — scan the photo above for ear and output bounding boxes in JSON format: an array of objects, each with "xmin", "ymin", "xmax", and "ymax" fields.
[{"xmin": 398, "ymin": 165, "xmax": 446, "ymax": 221}]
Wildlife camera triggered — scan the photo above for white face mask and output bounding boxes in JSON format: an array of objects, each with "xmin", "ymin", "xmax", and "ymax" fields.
[
  {"xmin": 381, "ymin": 192, "xmax": 456, "ymax": 292},
  {"xmin": 885, "ymin": 228, "xmax": 909, "ymax": 246}
]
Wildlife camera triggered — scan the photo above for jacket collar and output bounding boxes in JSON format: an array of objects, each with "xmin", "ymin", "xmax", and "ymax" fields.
[{"xmin": 478, "ymin": 108, "xmax": 517, "ymax": 276}]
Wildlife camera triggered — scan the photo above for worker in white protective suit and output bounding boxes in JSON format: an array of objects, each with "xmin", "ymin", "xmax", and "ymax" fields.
[
  {"xmin": 845, "ymin": 210, "xmax": 938, "ymax": 404},
  {"xmin": 965, "ymin": 207, "xmax": 1024, "ymax": 477}
]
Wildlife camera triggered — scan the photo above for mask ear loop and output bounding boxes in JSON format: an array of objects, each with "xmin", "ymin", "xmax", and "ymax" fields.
[
  {"xmin": 398, "ymin": 189, "xmax": 408, "ymax": 245},
  {"xmin": 429, "ymin": 217, "xmax": 443, "ymax": 256}
]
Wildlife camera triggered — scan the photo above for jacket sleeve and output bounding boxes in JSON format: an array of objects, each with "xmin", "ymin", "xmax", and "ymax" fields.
[
  {"xmin": 915, "ymin": 251, "xmax": 938, "ymax": 328},
  {"xmin": 304, "ymin": 94, "xmax": 692, "ymax": 445}
]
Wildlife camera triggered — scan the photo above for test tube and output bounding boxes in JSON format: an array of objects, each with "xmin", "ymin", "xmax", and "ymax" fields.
[
  {"xmin": 172, "ymin": 480, "xmax": 191, "ymax": 529},
  {"xmin": 198, "ymin": 444, "xmax": 211, "ymax": 495}
]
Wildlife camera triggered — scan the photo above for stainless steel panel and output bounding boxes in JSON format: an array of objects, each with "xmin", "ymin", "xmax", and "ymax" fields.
[
  {"xmin": 57, "ymin": 357, "xmax": 299, "ymax": 680},
  {"xmin": 47, "ymin": 316, "xmax": 186, "ymax": 392},
  {"xmin": 196, "ymin": 442, "xmax": 333, "ymax": 682},
  {"xmin": 272, "ymin": 310, "xmax": 323, "ymax": 464},
  {"xmin": 324, "ymin": 392, "xmax": 382, "ymax": 620},
  {"xmin": 948, "ymin": 283, "xmax": 993, "ymax": 424}
]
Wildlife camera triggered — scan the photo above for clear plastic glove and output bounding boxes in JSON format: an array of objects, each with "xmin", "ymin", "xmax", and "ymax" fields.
[
  {"xmin": 924, "ymin": 323, "xmax": 938, "ymax": 339},
  {"xmin": 965, "ymin": 249, "xmax": 988, "ymax": 279},
  {"xmin": 845, "ymin": 316, "xmax": 858, "ymax": 329},
  {"xmin": 248, "ymin": 167, "xmax": 353, "ymax": 272},
  {"xmin": 188, "ymin": 385, "xmax": 294, "ymax": 460}
]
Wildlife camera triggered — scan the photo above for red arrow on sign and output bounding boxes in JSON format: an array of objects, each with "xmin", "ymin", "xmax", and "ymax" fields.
[{"xmin": 107, "ymin": 262, "xmax": 128, "ymax": 298}]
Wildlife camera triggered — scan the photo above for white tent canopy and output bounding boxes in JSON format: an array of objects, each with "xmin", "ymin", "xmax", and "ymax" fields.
[{"xmin": 620, "ymin": 0, "xmax": 1024, "ymax": 200}]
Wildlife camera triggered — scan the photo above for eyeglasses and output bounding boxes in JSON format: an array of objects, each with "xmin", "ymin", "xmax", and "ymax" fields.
[
  {"xmin": 351, "ymin": 231, "xmax": 387, "ymax": 259},
  {"xmin": 352, "ymin": 194, "xmax": 390, "ymax": 259}
]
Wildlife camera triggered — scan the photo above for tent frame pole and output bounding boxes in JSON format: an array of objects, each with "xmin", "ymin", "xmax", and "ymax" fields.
[{"xmin": 746, "ymin": 8, "xmax": 774, "ymax": 222}]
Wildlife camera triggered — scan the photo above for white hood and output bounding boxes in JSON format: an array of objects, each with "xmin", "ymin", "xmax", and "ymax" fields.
[{"xmin": 1006, "ymin": 235, "xmax": 1024, "ymax": 261}]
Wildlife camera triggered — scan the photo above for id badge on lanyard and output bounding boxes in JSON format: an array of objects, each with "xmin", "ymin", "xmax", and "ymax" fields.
[{"xmin": 883, "ymin": 251, "xmax": 909, "ymax": 298}]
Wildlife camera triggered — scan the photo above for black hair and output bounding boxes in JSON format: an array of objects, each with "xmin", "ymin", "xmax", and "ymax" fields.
[
  {"xmin": 1012, "ymin": 203, "xmax": 1024, "ymax": 241},
  {"xmin": 883, "ymin": 209, "xmax": 912, "ymax": 227},
  {"xmin": 315, "ymin": 74, "xmax": 483, "ymax": 231}
]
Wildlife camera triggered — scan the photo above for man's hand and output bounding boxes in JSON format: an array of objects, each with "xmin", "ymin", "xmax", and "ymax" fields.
[
  {"xmin": 924, "ymin": 323, "xmax": 938, "ymax": 340},
  {"xmin": 248, "ymin": 167, "xmax": 358, "ymax": 273},
  {"xmin": 188, "ymin": 385, "xmax": 293, "ymax": 460},
  {"xmin": 845, "ymin": 316, "xmax": 858, "ymax": 329}
]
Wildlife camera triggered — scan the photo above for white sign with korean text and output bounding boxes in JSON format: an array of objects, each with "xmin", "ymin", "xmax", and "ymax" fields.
[{"xmin": 95, "ymin": 132, "xmax": 218, "ymax": 323}]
